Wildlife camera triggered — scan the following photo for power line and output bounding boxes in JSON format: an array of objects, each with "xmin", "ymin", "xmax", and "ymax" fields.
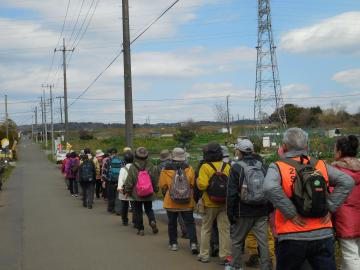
[
  {"xmin": 67, "ymin": 0, "xmax": 100, "ymax": 66},
  {"xmin": 46, "ymin": 0, "xmax": 72, "ymax": 82},
  {"xmin": 68, "ymin": 0, "xmax": 86, "ymax": 44},
  {"xmin": 68, "ymin": 0, "xmax": 181, "ymax": 108}
]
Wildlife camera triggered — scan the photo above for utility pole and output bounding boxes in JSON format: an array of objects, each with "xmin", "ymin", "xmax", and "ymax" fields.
[
  {"xmin": 35, "ymin": 106, "xmax": 38, "ymax": 142},
  {"xmin": 122, "ymin": 0, "xmax": 134, "ymax": 149},
  {"xmin": 43, "ymin": 89, "xmax": 48, "ymax": 148},
  {"xmin": 31, "ymin": 116, "xmax": 34, "ymax": 139},
  {"xmin": 4, "ymin": 95, "xmax": 8, "ymax": 139},
  {"xmin": 40, "ymin": 97, "xmax": 44, "ymax": 142},
  {"xmin": 55, "ymin": 39, "xmax": 74, "ymax": 144},
  {"xmin": 226, "ymin": 95, "xmax": 230, "ymax": 135},
  {"xmin": 43, "ymin": 84, "xmax": 54, "ymax": 156},
  {"xmin": 57, "ymin": 96, "xmax": 63, "ymax": 125}
]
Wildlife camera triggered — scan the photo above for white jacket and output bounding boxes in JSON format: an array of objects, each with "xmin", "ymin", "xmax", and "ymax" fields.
[{"xmin": 118, "ymin": 163, "xmax": 132, "ymax": 201}]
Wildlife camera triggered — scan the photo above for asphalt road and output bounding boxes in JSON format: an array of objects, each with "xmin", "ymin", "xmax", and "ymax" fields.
[{"xmin": 0, "ymin": 139, "xmax": 223, "ymax": 270}]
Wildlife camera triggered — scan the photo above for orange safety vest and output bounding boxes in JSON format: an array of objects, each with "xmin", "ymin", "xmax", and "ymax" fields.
[{"xmin": 274, "ymin": 157, "xmax": 333, "ymax": 235}]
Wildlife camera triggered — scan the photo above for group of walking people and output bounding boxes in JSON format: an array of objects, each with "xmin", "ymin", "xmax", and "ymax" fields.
[{"xmin": 60, "ymin": 127, "xmax": 360, "ymax": 270}]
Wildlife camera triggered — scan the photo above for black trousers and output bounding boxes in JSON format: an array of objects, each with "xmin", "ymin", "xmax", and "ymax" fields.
[
  {"xmin": 80, "ymin": 182, "xmax": 95, "ymax": 207},
  {"xmin": 95, "ymin": 179, "xmax": 102, "ymax": 198},
  {"xmin": 120, "ymin": 200, "xmax": 130, "ymax": 223},
  {"xmin": 133, "ymin": 201, "xmax": 156, "ymax": 230},
  {"xmin": 167, "ymin": 211, "xmax": 198, "ymax": 245},
  {"xmin": 69, "ymin": 178, "xmax": 78, "ymax": 195},
  {"xmin": 106, "ymin": 182, "xmax": 117, "ymax": 212}
]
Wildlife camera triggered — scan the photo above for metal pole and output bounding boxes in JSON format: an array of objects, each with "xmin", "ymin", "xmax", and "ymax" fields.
[
  {"xmin": 35, "ymin": 106, "xmax": 38, "ymax": 142},
  {"xmin": 62, "ymin": 38, "xmax": 69, "ymax": 144},
  {"xmin": 58, "ymin": 97, "xmax": 63, "ymax": 125},
  {"xmin": 50, "ymin": 85, "xmax": 54, "ymax": 157},
  {"xmin": 41, "ymin": 97, "xmax": 44, "ymax": 142},
  {"xmin": 122, "ymin": 0, "xmax": 134, "ymax": 149},
  {"xmin": 31, "ymin": 116, "xmax": 34, "ymax": 139},
  {"xmin": 5, "ymin": 95, "xmax": 8, "ymax": 139},
  {"xmin": 43, "ymin": 90, "xmax": 48, "ymax": 148}
]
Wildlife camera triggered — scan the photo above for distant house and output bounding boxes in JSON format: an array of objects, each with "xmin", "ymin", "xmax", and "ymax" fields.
[
  {"xmin": 326, "ymin": 128, "xmax": 342, "ymax": 138},
  {"xmin": 219, "ymin": 127, "xmax": 232, "ymax": 134}
]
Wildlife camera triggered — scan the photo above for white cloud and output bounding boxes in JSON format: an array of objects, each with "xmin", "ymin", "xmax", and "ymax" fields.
[
  {"xmin": 332, "ymin": 69, "xmax": 360, "ymax": 88},
  {"xmin": 282, "ymin": 83, "xmax": 311, "ymax": 100},
  {"xmin": 280, "ymin": 12, "xmax": 360, "ymax": 54},
  {"xmin": 185, "ymin": 82, "xmax": 252, "ymax": 99}
]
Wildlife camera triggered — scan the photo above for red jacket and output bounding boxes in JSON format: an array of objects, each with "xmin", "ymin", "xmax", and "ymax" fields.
[
  {"xmin": 61, "ymin": 158, "xmax": 69, "ymax": 174},
  {"xmin": 333, "ymin": 157, "xmax": 360, "ymax": 238}
]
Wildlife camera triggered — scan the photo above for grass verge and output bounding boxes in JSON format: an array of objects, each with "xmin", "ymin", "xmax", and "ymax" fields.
[{"xmin": 1, "ymin": 165, "xmax": 15, "ymax": 184}]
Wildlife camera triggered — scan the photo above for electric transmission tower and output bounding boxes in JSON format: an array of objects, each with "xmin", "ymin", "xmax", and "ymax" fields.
[{"xmin": 254, "ymin": 0, "xmax": 287, "ymax": 127}]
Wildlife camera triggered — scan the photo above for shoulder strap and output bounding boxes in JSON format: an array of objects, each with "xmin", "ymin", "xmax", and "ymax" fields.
[
  {"xmin": 237, "ymin": 160, "xmax": 248, "ymax": 169},
  {"xmin": 134, "ymin": 161, "xmax": 147, "ymax": 171},
  {"xmin": 280, "ymin": 158, "xmax": 307, "ymax": 172},
  {"xmin": 308, "ymin": 156, "xmax": 319, "ymax": 167},
  {"xmin": 208, "ymin": 162, "xmax": 218, "ymax": 172},
  {"xmin": 220, "ymin": 162, "xmax": 227, "ymax": 173}
]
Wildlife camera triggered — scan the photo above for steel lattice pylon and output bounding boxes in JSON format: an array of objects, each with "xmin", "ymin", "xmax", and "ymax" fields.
[{"xmin": 254, "ymin": 0, "xmax": 287, "ymax": 127}]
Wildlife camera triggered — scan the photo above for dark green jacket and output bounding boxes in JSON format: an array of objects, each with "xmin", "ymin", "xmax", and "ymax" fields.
[{"xmin": 124, "ymin": 159, "xmax": 159, "ymax": 201}]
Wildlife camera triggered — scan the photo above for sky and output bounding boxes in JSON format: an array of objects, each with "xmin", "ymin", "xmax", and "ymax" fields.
[{"xmin": 0, "ymin": 0, "xmax": 359, "ymax": 125}]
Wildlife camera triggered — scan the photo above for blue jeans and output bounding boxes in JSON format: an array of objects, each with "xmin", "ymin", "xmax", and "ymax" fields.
[{"xmin": 276, "ymin": 237, "xmax": 336, "ymax": 270}]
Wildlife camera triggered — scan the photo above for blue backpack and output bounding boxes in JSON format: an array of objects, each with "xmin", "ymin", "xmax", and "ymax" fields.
[{"xmin": 108, "ymin": 156, "xmax": 123, "ymax": 183}]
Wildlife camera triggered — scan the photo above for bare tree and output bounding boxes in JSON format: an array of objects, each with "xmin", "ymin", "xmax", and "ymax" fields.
[{"xmin": 214, "ymin": 103, "xmax": 228, "ymax": 123}]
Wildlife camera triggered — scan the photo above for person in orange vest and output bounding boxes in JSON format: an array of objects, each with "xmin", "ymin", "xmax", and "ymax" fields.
[{"xmin": 263, "ymin": 127, "xmax": 354, "ymax": 270}]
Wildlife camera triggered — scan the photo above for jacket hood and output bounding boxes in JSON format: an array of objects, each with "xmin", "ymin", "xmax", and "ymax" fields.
[
  {"xmin": 332, "ymin": 157, "xmax": 360, "ymax": 185},
  {"xmin": 332, "ymin": 157, "xmax": 360, "ymax": 172}
]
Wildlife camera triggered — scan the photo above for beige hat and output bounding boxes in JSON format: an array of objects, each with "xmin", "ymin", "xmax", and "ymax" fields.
[
  {"xmin": 172, "ymin": 147, "xmax": 187, "ymax": 161},
  {"xmin": 95, "ymin": 150, "xmax": 104, "ymax": 157},
  {"xmin": 123, "ymin": 147, "xmax": 132, "ymax": 153},
  {"xmin": 159, "ymin": 149, "xmax": 171, "ymax": 161}
]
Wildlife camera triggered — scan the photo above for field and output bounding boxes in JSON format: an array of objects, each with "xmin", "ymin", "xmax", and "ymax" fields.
[{"xmin": 57, "ymin": 125, "xmax": 360, "ymax": 168}]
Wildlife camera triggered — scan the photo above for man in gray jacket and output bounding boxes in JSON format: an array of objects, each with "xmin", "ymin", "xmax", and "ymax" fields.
[{"xmin": 263, "ymin": 128, "xmax": 354, "ymax": 270}]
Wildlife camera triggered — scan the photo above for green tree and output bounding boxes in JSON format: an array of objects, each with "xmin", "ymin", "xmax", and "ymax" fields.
[
  {"xmin": 0, "ymin": 119, "xmax": 18, "ymax": 144},
  {"xmin": 174, "ymin": 121, "xmax": 196, "ymax": 148}
]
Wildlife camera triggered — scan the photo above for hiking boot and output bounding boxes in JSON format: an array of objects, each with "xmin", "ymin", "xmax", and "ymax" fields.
[
  {"xmin": 245, "ymin": 254, "xmax": 260, "ymax": 268},
  {"xmin": 169, "ymin": 244, "xmax": 178, "ymax": 251},
  {"xmin": 219, "ymin": 257, "xmax": 232, "ymax": 266},
  {"xmin": 190, "ymin": 243, "xmax": 199, "ymax": 255},
  {"xmin": 122, "ymin": 221, "xmax": 129, "ymax": 226},
  {"xmin": 150, "ymin": 221, "xmax": 159, "ymax": 234},
  {"xmin": 87, "ymin": 206, "xmax": 92, "ymax": 209},
  {"xmin": 197, "ymin": 256, "xmax": 209, "ymax": 263},
  {"xmin": 137, "ymin": 230, "xmax": 144, "ymax": 236}
]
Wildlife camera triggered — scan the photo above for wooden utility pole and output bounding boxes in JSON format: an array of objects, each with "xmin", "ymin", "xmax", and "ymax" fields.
[
  {"xmin": 55, "ymin": 39, "xmax": 74, "ymax": 144},
  {"xmin": 122, "ymin": 0, "xmax": 134, "ymax": 149}
]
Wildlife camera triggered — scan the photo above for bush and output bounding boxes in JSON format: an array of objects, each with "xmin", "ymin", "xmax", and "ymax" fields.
[{"xmin": 79, "ymin": 130, "xmax": 94, "ymax": 140}]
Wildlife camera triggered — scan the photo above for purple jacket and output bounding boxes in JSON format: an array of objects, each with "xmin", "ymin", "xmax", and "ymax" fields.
[{"xmin": 65, "ymin": 157, "xmax": 80, "ymax": 179}]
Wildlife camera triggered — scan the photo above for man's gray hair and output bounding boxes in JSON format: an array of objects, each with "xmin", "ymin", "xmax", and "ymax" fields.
[{"xmin": 283, "ymin": 128, "xmax": 308, "ymax": 151}]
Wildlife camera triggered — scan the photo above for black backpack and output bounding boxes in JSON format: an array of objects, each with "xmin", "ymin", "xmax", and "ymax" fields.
[
  {"xmin": 207, "ymin": 162, "xmax": 228, "ymax": 203},
  {"xmin": 80, "ymin": 160, "xmax": 95, "ymax": 182},
  {"xmin": 282, "ymin": 156, "xmax": 328, "ymax": 218}
]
